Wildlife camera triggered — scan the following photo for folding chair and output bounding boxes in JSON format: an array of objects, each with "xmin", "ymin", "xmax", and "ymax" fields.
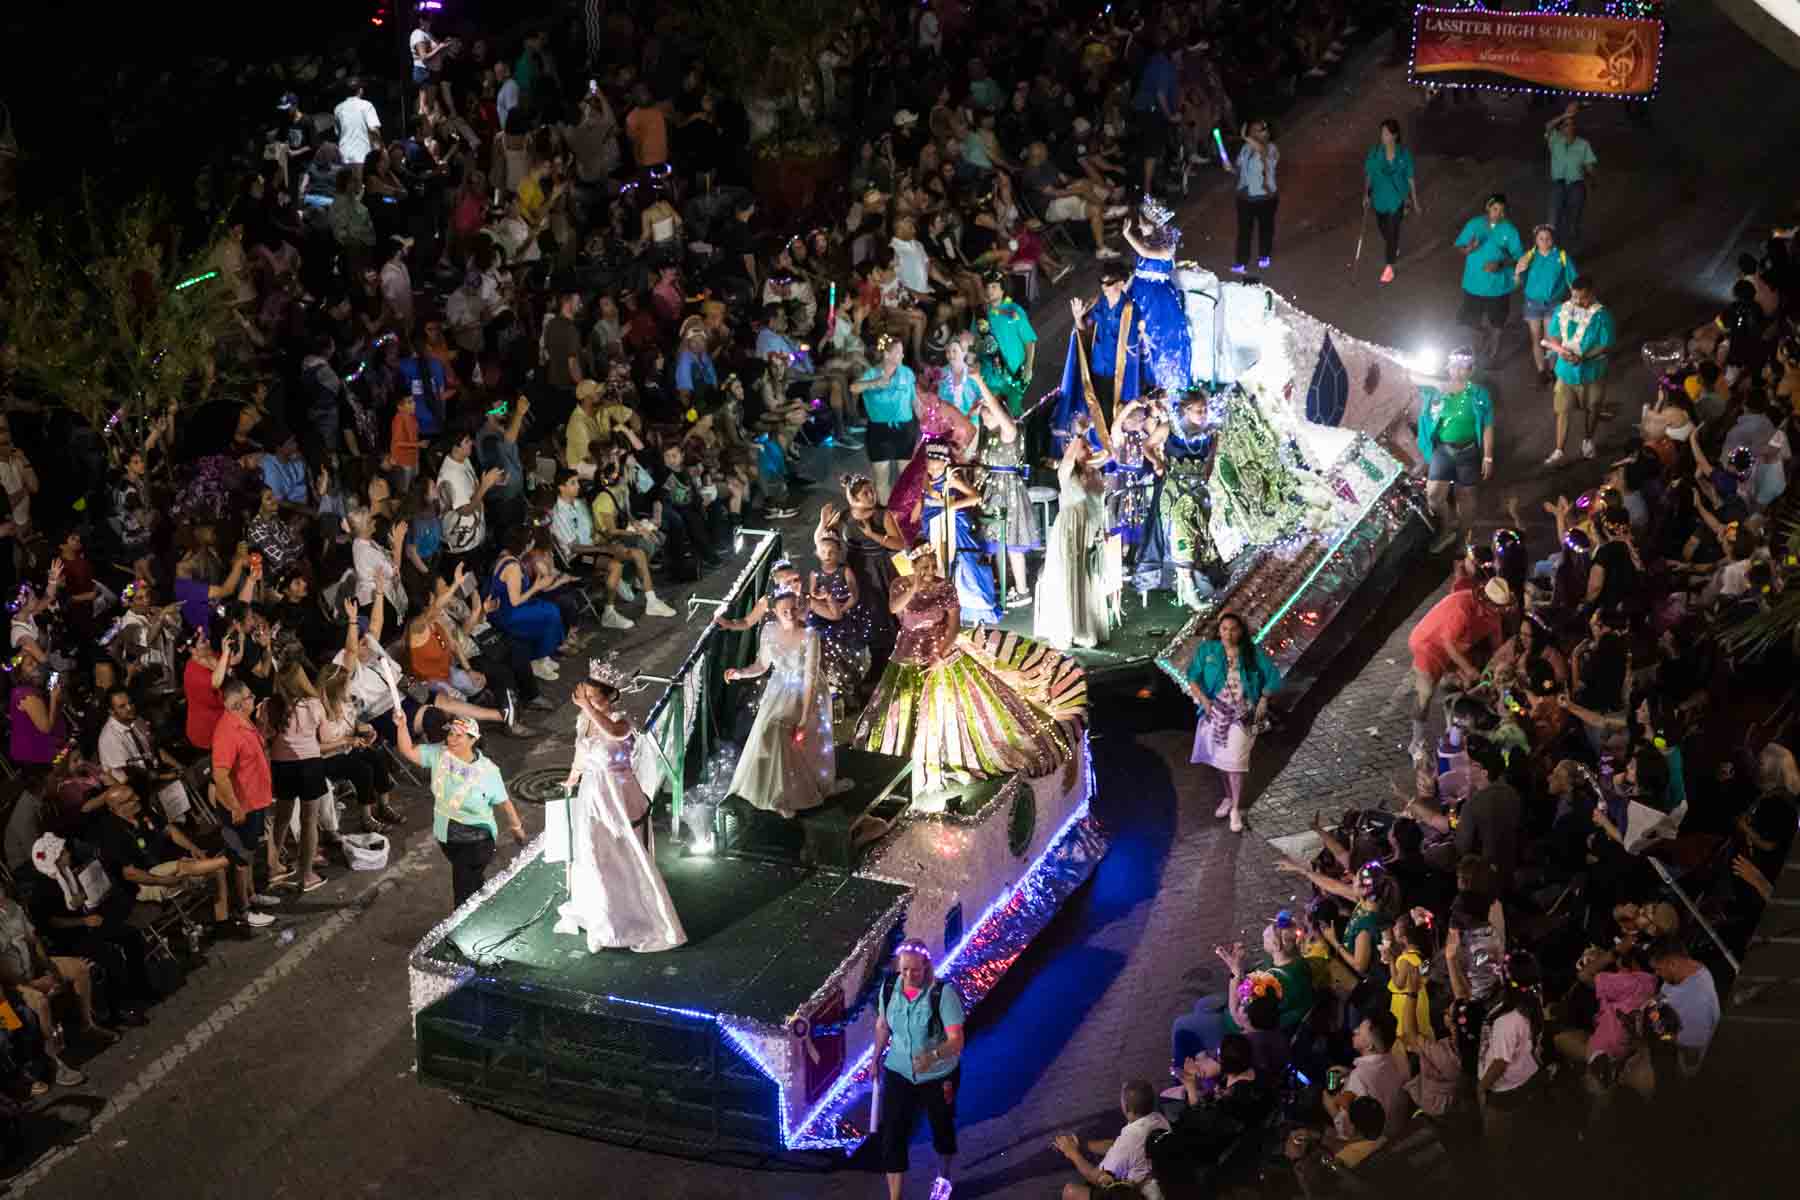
[
  {"xmin": 1020, "ymin": 191, "xmax": 1084, "ymax": 259},
  {"xmin": 551, "ymin": 540, "xmax": 605, "ymax": 625}
]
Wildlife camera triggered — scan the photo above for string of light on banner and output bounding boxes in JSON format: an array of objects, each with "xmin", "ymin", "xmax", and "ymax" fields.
[{"xmin": 1407, "ymin": 4, "xmax": 1666, "ymax": 100}]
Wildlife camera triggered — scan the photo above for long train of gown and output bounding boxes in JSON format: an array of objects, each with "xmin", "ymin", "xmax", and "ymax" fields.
[
  {"xmin": 1034, "ymin": 457, "xmax": 1114, "ymax": 650},
  {"xmin": 727, "ymin": 622, "xmax": 838, "ymax": 817},
  {"xmin": 555, "ymin": 716, "xmax": 688, "ymax": 953}
]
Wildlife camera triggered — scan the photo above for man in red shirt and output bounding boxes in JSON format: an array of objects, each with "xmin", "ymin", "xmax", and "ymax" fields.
[
  {"xmin": 1406, "ymin": 576, "xmax": 1510, "ymax": 759},
  {"xmin": 211, "ymin": 680, "xmax": 277, "ymax": 929}
]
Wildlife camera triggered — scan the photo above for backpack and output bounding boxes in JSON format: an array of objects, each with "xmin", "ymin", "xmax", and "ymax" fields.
[{"xmin": 882, "ymin": 972, "xmax": 952, "ymax": 1041}]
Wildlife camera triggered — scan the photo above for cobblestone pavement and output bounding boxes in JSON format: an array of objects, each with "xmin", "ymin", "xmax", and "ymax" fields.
[{"xmin": 18, "ymin": 6, "xmax": 1800, "ymax": 1197}]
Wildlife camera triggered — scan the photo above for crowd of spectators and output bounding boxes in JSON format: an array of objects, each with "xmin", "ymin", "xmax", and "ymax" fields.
[
  {"xmin": 1062, "ymin": 227, "xmax": 1798, "ymax": 1197},
  {"xmin": 0, "ymin": 0, "xmax": 1393, "ymax": 1126}
]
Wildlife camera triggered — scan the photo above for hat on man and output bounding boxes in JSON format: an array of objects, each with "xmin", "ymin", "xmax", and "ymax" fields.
[
  {"xmin": 575, "ymin": 379, "xmax": 602, "ymax": 402},
  {"xmin": 1482, "ymin": 577, "xmax": 1513, "ymax": 607}
]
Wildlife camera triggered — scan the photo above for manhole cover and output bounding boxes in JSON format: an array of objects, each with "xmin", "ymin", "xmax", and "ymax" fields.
[{"xmin": 508, "ymin": 766, "xmax": 573, "ymax": 806}]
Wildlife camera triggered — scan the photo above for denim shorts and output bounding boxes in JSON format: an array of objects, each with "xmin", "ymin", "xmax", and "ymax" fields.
[
  {"xmin": 1522, "ymin": 297, "xmax": 1558, "ymax": 321},
  {"xmin": 1428, "ymin": 440, "xmax": 1482, "ymax": 487}
]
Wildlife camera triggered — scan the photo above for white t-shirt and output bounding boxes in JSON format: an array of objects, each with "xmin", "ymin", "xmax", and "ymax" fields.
[
  {"xmin": 98, "ymin": 717, "xmax": 191, "ymax": 821},
  {"xmin": 438, "ymin": 456, "xmax": 485, "ymax": 553},
  {"xmin": 1480, "ymin": 1009, "xmax": 1540, "ymax": 1094},
  {"xmin": 352, "ymin": 537, "xmax": 396, "ymax": 608},
  {"xmin": 332, "ymin": 646, "xmax": 398, "ymax": 719},
  {"xmin": 9, "ymin": 614, "xmax": 39, "ymax": 650},
  {"xmin": 1339, "ymin": 1050, "xmax": 1409, "ymax": 1139},
  {"xmin": 380, "ymin": 260, "xmax": 414, "ymax": 328},
  {"xmin": 334, "ymin": 96, "xmax": 382, "ymax": 165},
  {"xmin": 891, "ymin": 237, "xmax": 931, "ymax": 295},
  {"xmin": 1097, "ymin": 1112, "xmax": 1170, "ymax": 1185},
  {"xmin": 0, "ymin": 457, "xmax": 32, "ymax": 529}
]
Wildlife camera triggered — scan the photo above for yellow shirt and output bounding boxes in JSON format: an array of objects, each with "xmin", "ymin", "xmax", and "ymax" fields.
[
  {"xmin": 565, "ymin": 406, "xmax": 605, "ymax": 468},
  {"xmin": 517, "ymin": 173, "xmax": 549, "ymax": 225},
  {"xmin": 590, "ymin": 486, "xmax": 629, "ymax": 536}
]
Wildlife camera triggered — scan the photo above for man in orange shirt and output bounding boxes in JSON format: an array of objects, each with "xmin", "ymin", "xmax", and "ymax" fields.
[
  {"xmin": 623, "ymin": 84, "xmax": 668, "ymax": 171},
  {"xmin": 1405, "ymin": 577, "xmax": 1509, "ymax": 760},
  {"xmin": 211, "ymin": 680, "xmax": 277, "ymax": 930},
  {"xmin": 389, "ymin": 393, "xmax": 423, "ymax": 493}
]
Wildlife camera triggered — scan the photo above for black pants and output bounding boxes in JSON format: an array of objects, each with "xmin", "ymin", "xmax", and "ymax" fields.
[
  {"xmin": 1376, "ymin": 208, "xmax": 1405, "ymax": 265},
  {"xmin": 1235, "ymin": 192, "xmax": 1278, "ymax": 265},
  {"xmin": 876, "ymin": 1065, "xmax": 960, "ymax": 1173},
  {"xmin": 473, "ymin": 643, "xmax": 534, "ymax": 706},
  {"xmin": 52, "ymin": 925, "xmax": 151, "ymax": 1016},
  {"xmin": 440, "ymin": 830, "xmax": 497, "ymax": 909},
  {"xmin": 323, "ymin": 746, "xmax": 394, "ymax": 807}
]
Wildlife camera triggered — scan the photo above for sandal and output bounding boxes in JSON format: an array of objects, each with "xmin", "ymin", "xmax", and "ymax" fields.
[
  {"xmin": 267, "ymin": 867, "xmax": 296, "ymax": 886},
  {"xmin": 376, "ymin": 804, "xmax": 406, "ymax": 826}
]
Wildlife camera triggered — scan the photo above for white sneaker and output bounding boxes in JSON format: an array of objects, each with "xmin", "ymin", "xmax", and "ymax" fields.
[
  {"xmin": 250, "ymin": 892, "xmax": 282, "ymax": 908},
  {"xmin": 1581, "ymin": 438, "xmax": 1596, "ymax": 460},
  {"xmin": 616, "ymin": 580, "xmax": 637, "ymax": 604},
  {"xmin": 1542, "ymin": 448, "xmax": 1566, "ymax": 467},
  {"xmin": 240, "ymin": 910, "xmax": 276, "ymax": 928},
  {"xmin": 1095, "ymin": 246, "xmax": 1123, "ymax": 260},
  {"xmin": 601, "ymin": 606, "xmax": 636, "ymax": 630},
  {"xmin": 643, "ymin": 593, "xmax": 677, "ymax": 618},
  {"xmin": 1103, "ymin": 204, "xmax": 1130, "ymax": 219},
  {"xmin": 530, "ymin": 658, "xmax": 559, "ymax": 681}
]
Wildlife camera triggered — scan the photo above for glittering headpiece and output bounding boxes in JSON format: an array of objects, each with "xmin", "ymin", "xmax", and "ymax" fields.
[
  {"xmin": 841, "ymin": 472, "xmax": 873, "ymax": 494},
  {"xmin": 875, "ymin": 333, "xmax": 897, "ymax": 354},
  {"xmin": 1562, "ymin": 527, "xmax": 1594, "ymax": 556},
  {"xmin": 770, "ymin": 580, "xmax": 803, "ymax": 601},
  {"xmin": 1491, "ymin": 528, "xmax": 1522, "ymax": 554},
  {"xmin": 8, "ymin": 583, "xmax": 33, "ymax": 614},
  {"xmin": 815, "ymin": 528, "xmax": 843, "ymax": 545},
  {"xmin": 771, "ymin": 557, "xmax": 796, "ymax": 574},
  {"xmin": 895, "ymin": 939, "xmax": 934, "ymax": 962},
  {"xmin": 1447, "ymin": 348, "xmax": 1476, "ymax": 369},
  {"xmin": 122, "ymin": 579, "xmax": 149, "ymax": 603},
  {"xmin": 1140, "ymin": 197, "xmax": 1175, "ymax": 228},
  {"xmin": 924, "ymin": 442, "xmax": 952, "ymax": 462},
  {"xmin": 589, "ymin": 655, "xmax": 634, "ymax": 690},
  {"xmin": 906, "ymin": 542, "xmax": 938, "ymax": 561}
]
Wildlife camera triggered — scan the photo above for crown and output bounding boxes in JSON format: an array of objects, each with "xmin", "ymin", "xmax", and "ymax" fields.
[
  {"xmin": 1141, "ymin": 198, "xmax": 1175, "ymax": 228},
  {"xmin": 588, "ymin": 656, "xmax": 634, "ymax": 690}
]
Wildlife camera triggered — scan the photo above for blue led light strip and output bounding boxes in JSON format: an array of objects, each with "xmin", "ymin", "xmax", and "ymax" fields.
[{"xmin": 787, "ymin": 735, "xmax": 1101, "ymax": 1148}]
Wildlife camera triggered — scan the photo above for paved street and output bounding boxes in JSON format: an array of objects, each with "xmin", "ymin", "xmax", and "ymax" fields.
[{"xmin": 17, "ymin": 7, "xmax": 1800, "ymax": 1198}]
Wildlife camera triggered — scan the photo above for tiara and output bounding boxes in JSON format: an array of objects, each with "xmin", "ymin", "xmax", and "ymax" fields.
[
  {"xmin": 895, "ymin": 939, "xmax": 934, "ymax": 961},
  {"xmin": 841, "ymin": 472, "xmax": 872, "ymax": 493},
  {"xmin": 906, "ymin": 543, "xmax": 937, "ymax": 561},
  {"xmin": 771, "ymin": 557, "xmax": 795, "ymax": 574},
  {"xmin": 874, "ymin": 333, "xmax": 896, "ymax": 354},
  {"xmin": 770, "ymin": 580, "xmax": 802, "ymax": 600},
  {"xmin": 589, "ymin": 655, "xmax": 634, "ymax": 690},
  {"xmin": 815, "ymin": 528, "xmax": 843, "ymax": 544},
  {"xmin": 1140, "ymin": 198, "xmax": 1175, "ymax": 228},
  {"xmin": 924, "ymin": 442, "xmax": 952, "ymax": 461}
]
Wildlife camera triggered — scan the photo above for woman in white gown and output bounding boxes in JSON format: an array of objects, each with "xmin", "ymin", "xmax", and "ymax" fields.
[
  {"xmin": 1034, "ymin": 428, "xmax": 1115, "ymax": 650},
  {"xmin": 724, "ymin": 585, "xmax": 841, "ymax": 817},
  {"xmin": 554, "ymin": 667, "xmax": 687, "ymax": 953}
]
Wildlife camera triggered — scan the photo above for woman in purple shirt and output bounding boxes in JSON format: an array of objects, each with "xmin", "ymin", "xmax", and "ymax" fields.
[{"xmin": 9, "ymin": 658, "xmax": 68, "ymax": 767}]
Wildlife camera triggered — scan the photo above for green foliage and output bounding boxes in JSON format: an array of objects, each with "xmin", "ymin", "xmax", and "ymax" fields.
[
  {"xmin": 1717, "ymin": 513, "xmax": 1800, "ymax": 661},
  {"xmin": 1, "ymin": 190, "xmax": 240, "ymax": 429},
  {"xmin": 685, "ymin": 0, "xmax": 845, "ymax": 110}
]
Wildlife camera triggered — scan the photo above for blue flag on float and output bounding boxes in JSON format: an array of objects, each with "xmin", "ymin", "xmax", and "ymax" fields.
[
  {"xmin": 1052, "ymin": 328, "xmax": 1143, "ymax": 454},
  {"xmin": 1304, "ymin": 332, "xmax": 1349, "ymax": 427}
]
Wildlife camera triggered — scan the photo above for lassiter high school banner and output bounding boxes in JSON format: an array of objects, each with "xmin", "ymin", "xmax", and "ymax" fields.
[{"xmin": 1409, "ymin": 7, "xmax": 1664, "ymax": 98}]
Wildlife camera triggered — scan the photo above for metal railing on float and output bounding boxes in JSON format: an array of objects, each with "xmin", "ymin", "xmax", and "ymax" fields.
[{"xmin": 630, "ymin": 528, "xmax": 785, "ymax": 840}]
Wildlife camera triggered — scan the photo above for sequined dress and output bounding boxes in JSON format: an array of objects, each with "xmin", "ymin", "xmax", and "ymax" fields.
[
  {"xmin": 1128, "ymin": 253, "xmax": 1192, "ymax": 392},
  {"xmin": 855, "ymin": 577, "xmax": 1072, "ymax": 804},
  {"xmin": 554, "ymin": 716, "xmax": 688, "ymax": 953},
  {"xmin": 727, "ymin": 622, "xmax": 837, "ymax": 817},
  {"xmin": 842, "ymin": 507, "xmax": 900, "ymax": 680},
  {"xmin": 978, "ymin": 422, "xmax": 1041, "ymax": 554},
  {"xmin": 807, "ymin": 564, "xmax": 871, "ymax": 703}
]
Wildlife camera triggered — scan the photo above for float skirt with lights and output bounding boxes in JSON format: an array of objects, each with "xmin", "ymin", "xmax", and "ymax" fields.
[{"xmin": 407, "ymin": 733, "xmax": 1100, "ymax": 1160}]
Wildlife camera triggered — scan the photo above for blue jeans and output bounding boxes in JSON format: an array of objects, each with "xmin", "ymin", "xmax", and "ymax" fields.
[
  {"xmin": 1171, "ymin": 992, "xmax": 1231, "ymax": 1067},
  {"xmin": 1549, "ymin": 180, "xmax": 1587, "ymax": 249}
]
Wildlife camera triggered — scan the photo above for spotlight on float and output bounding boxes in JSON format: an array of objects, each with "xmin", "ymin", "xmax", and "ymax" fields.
[{"xmin": 1406, "ymin": 344, "xmax": 1443, "ymax": 378}]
